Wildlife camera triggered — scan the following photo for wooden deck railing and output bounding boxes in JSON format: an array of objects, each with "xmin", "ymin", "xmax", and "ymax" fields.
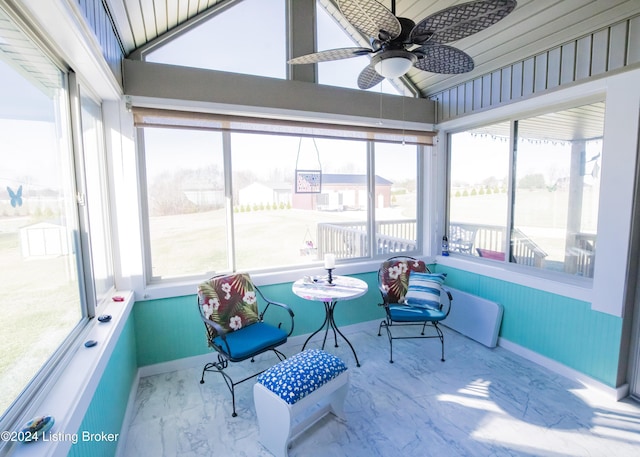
[
  {"xmin": 449, "ymin": 222, "xmax": 547, "ymax": 267},
  {"xmin": 316, "ymin": 220, "xmax": 417, "ymax": 259},
  {"xmin": 315, "ymin": 219, "xmax": 594, "ymax": 277},
  {"xmin": 449, "ymin": 222, "xmax": 595, "ymax": 276}
]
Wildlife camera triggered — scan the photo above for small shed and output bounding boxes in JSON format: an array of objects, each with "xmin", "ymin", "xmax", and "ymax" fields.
[{"xmin": 20, "ymin": 222, "xmax": 69, "ymax": 257}]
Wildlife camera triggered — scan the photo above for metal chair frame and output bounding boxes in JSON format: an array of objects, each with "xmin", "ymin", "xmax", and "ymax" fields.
[
  {"xmin": 376, "ymin": 256, "xmax": 453, "ymax": 363},
  {"xmin": 198, "ymin": 273, "xmax": 295, "ymax": 416}
]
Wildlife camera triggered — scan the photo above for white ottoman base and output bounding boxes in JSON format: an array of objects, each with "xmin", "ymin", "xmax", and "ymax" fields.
[{"xmin": 254, "ymin": 370, "xmax": 349, "ymax": 457}]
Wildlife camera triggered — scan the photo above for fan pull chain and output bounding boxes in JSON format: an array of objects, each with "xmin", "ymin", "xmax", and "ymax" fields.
[
  {"xmin": 402, "ymin": 91, "xmax": 406, "ymax": 145},
  {"xmin": 378, "ymin": 83, "xmax": 384, "ymax": 125}
]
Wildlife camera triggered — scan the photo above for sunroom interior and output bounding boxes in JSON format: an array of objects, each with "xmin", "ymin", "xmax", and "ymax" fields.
[{"xmin": 2, "ymin": 0, "xmax": 640, "ymax": 456}]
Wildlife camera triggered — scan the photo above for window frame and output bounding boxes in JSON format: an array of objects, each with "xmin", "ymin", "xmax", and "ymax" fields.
[
  {"xmin": 69, "ymin": 74, "xmax": 117, "ymax": 312},
  {"xmin": 0, "ymin": 8, "xmax": 113, "ymax": 438},
  {"xmin": 136, "ymin": 119, "xmax": 425, "ymax": 284},
  {"xmin": 444, "ymin": 99, "xmax": 605, "ymax": 284}
]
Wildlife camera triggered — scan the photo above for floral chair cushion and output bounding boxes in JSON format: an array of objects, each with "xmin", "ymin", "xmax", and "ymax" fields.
[
  {"xmin": 197, "ymin": 273, "xmax": 260, "ymax": 334},
  {"xmin": 379, "ymin": 258, "xmax": 428, "ymax": 304},
  {"xmin": 257, "ymin": 349, "xmax": 347, "ymax": 405}
]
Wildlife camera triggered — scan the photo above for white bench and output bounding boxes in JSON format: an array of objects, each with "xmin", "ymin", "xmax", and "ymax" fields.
[{"xmin": 254, "ymin": 349, "xmax": 349, "ymax": 457}]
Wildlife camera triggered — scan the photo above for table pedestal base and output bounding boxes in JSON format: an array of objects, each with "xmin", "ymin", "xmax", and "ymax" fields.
[{"xmin": 302, "ymin": 300, "xmax": 360, "ymax": 367}]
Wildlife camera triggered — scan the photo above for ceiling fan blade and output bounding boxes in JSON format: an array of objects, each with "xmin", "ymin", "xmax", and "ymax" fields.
[
  {"xmin": 357, "ymin": 64, "xmax": 385, "ymax": 89},
  {"xmin": 288, "ymin": 47, "xmax": 373, "ymax": 64},
  {"xmin": 410, "ymin": 0, "xmax": 517, "ymax": 45},
  {"xmin": 413, "ymin": 44, "xmax": 475, "ymax": 74},
  {"xmin": 337, "ymin": 0, "xmax": 401, "ymax": 41}
]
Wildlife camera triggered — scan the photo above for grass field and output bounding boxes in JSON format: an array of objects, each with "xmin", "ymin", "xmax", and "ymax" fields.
[
  {"xmin": 0, "ymin": 228, "xmax": 81, "ymax": 415},
  {"xmin": 149, "ymin": 194, "xmax": 418, "ymax": 278}
]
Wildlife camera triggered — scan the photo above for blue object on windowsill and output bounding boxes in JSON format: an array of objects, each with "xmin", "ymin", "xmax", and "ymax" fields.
[
  {"xmin": 20, "ymin": 415, "xmax": 54, "ymax": 442},
  {"xmin": 442, "ymin": 236, "xmax": 449, "ymax": 256}
]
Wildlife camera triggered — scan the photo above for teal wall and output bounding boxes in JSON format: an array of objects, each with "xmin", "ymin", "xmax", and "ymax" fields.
[
  {"xmin": 68, "ymin": 316, "xmax": 138, "ymax": 457},
  {"xmin": 134, "ymin": 272, "xmax": 382, "ymax": 367},
  {"xmin": 435, "ymin": 265, "xmax": 623, "ymax": 387}
]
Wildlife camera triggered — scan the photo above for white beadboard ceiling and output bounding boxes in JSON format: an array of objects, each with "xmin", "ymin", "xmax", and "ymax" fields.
[{"xmin": 106, "ymin": 0, "xmax": 640, "ymax": 98}]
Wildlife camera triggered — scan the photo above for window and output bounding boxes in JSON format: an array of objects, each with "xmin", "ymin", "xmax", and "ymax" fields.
[
  {"xmin": 374, "ymin": 143, "xmax": 420, "ymax": 253},
  {"xmin": 140, "ymin": 128, "xmax": 227, "ymax": 279},
  {"xmin": 79, "ymin": 92, "xmax": 114, "ymax": 303},
  {"xmin": 0, "ymin": 6, "xmax": 107, "ymax": 426},
  {"xmin": 146, "ymin": 0, "xmax": 286, "ymax": 79},
  {"xmin": 232, "ymin": 134, "xmax": 371, "ymax": 270},
  {"xmin": 137, "ymin": 113, "xmax": 425, "ymax": 281},
  {"xmin": 449, "ymin": 122, "xmax": 510, "ymax": 258},
  {"xmin": 447, "ymin": 102, "xmax": 604, "ymax": 278},
  {"xmin": 316, "ymin": 0, "xmax": 403, "ymax": 95}
]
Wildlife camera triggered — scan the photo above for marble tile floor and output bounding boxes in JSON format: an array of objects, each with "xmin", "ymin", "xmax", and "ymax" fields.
[{"xmin": 123, "ymin": 324, "xmax": 640, "ymax": 457}]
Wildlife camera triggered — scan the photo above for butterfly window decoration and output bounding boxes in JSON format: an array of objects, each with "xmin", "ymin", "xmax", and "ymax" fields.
[{"xmin": 7, "ymin": 185, "xmax": 23, "ymax": 208}]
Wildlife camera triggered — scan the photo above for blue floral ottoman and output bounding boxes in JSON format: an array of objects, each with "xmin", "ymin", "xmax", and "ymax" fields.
[{"xmin": 254, "ymin": 349, "xmax": 349, "ymax": 457}]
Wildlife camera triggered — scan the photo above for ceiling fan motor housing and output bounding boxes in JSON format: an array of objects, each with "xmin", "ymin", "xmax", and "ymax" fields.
[{"xmin": 371, "ymin": 49, "xmax": 417, "ymax": 78}]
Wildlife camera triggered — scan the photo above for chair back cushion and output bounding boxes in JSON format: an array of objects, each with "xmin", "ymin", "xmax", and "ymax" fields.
[
  {"xmin": 197, "ymin": 273, "xmax": 260, "ymax": 333},
  {"xmin": 405, "ymin": 272, "xmax": 446, "ymax": 309},
  {"xmin": 379, "ymin": 258, "xmax": 428, "ymax": 304}
]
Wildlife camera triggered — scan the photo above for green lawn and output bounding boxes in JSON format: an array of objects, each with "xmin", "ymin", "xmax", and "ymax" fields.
[
  {"xmin": 149, "ymin": 195, "xmax": 417, "ymax": 278},
  {"xmin": 0, "ymin": 229, "xmax": 81, "ymax": 414}
]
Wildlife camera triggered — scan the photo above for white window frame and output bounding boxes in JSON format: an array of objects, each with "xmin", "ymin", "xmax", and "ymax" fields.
[
  {"xmin": 436, "ymin": 69, "xmax": 640, "ymax": 318},
  {"xmin": 0, "ymin": 9, "xmax": 113, "ymax": 440},
  {"xmin": 136, "ymin": 123, "xmax": 425, "ymax": 285}
]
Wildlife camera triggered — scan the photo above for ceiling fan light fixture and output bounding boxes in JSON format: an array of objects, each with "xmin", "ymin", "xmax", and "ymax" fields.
[{"xmin": 372, "ymin": 50, "xmax": 417, "ymax": 79}]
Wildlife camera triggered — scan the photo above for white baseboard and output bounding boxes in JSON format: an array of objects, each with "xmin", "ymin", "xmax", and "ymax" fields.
[
  {"xmin": 137, "ymin": 353, "xmax": 214, "ymax": 378},
  {"xmin": 498, "ymin": 337, "xmax": 629, "ymax": 400},
  {"xmin": 135, "ymin": 318, "xmax": 381, "ymax": 379}
]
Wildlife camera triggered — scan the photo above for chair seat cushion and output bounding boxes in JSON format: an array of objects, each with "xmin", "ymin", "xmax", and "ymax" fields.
[
  {"xmin": 389, "ymin": 304, "xmax": 447, "ymax": 322},
  {"xmin": 257, "ymin": 349, "xmax": 347, "ymax": 405},
  {"xmin": 214, "ymin": 322, "xmax": 288, "ymax": 361}
]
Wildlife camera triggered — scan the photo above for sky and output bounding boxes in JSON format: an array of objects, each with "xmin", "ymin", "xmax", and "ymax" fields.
[
  {"xmin": 143, "ymin": 127, "xmax": 418, "ymax": 187},
  {"xmin": 142, "ymin": 0, "xmax": 416, "ymax": 185},
  {"xmin": 147, "ymin": 0, "xmax": 401, "ymax": 94},
  {"xmin": 450, "ymin": 129, "xmax": 603, "ymax": 188}
]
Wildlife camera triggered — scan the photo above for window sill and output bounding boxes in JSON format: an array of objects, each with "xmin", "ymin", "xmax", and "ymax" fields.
[
  {"xmin": 436, "ymin": 254, "xmax": 593, "ymax": 302},
  {"xmin": 4, "ymin": 292, "xmax": 135, "ymax": 457},
  {"xmin": 138, "ymin": 257, "xmax": 429, "ymax": 301}
]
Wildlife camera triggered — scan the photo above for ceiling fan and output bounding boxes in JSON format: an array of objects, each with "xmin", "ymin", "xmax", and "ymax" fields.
[{"xmin": 288, "ymin": 0, "xmax": 517, "ymax": 89}]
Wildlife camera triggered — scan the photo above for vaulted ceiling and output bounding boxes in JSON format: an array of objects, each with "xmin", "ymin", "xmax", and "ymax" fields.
[{"xmin": 106, "ymin": 0, "xmax": 640, "ymax": 97}]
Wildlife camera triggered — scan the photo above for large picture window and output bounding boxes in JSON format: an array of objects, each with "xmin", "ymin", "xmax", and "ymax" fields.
[
  {"xmin": 137, "ymin": 113, "xmax": 425, "ymax": 281},
  {"xmin": 141, "ymin": 128, "xmax": 227, "ymax": 278},
  {"xmin": 0, "ymin": 7, "xmax": 110, "ymax": 427},
  {"xmin": 448, "ymin": 102, "xmax": 604, "ymax": 278}
]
